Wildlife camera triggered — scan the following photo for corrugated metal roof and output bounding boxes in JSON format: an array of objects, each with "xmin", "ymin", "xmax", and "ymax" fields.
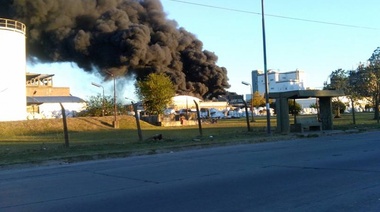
[
  {"xmin": 27, "ymin": 96, "xmax": 86, "ymax": 104},
  {"xmin": 26, "ymin": 73, "xmax": 55, "ymax": 81}
]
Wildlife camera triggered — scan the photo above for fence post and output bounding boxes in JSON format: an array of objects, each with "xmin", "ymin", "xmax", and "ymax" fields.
[
  {"xmin": 243, "ymin": 100, "xmax": 251, "ymax": 132},
  {"xmin": 59, "ymin": 103, "xmax": 69, "ymax": 147},
  {"xmin": 193, "ymin": 100, "xmax": 203, "ymax": 137},
  {"xmin": 132, "ymin": 101, "xmax": 143, "ymax": 141}
]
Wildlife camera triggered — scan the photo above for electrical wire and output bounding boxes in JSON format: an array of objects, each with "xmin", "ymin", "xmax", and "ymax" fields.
[{"xmin": 167, "ymin": 0, "xmax": 380, "ymax": 31}]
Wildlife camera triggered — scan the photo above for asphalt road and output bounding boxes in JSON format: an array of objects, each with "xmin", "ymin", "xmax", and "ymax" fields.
[{"xmin": 1, "ymin": 131, "xmax": 380, "ymax": 212}]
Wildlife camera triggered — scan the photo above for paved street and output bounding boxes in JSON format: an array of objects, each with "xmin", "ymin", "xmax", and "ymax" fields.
[{"xmin": 1, "ymin": 131, "xmax": 380, "ymax": 211}]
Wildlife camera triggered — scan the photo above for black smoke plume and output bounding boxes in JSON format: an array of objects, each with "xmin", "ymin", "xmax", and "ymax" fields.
[{"xmin": 0, "ymin": 0, "xmax": 230, "ymax": 99}]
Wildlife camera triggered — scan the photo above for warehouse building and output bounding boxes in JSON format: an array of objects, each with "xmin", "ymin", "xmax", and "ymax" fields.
[{"xmin": 26, "ymin": 73, "xmax": 86, "ymax": 119}]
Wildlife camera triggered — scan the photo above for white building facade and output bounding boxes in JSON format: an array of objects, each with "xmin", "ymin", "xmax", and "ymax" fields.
[{"xmin": 251, "ymin": 69, "xmax": 305, "ymax": 94}]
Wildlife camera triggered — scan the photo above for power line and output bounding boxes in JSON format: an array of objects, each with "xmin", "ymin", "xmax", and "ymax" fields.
[{"xmin": 167, "ymin": 0, "xmax": 380, "ymax": 31}]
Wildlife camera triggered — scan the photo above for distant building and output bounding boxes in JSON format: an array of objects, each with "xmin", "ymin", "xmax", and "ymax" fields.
[
  {"xmin": 168, "ymin": 95, "xmax": 201, "ymax": 111},
  {"xmin": 26, "ymin": 73, "xmax": 86, "ymax": 119},
  {"xmin": 167, "ymin": 95, "xmax": 228, "ymax": 111},
  {"xmin": 251, "ymin": 69, "xmax": 305, "ymax": 94}
]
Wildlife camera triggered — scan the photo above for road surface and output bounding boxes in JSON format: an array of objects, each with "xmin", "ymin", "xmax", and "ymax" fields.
[{"xmin": 1, "ymin": 131, "xmax": 380, "ymax": 211}]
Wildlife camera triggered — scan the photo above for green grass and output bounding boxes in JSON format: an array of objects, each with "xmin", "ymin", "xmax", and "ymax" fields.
[
  {"xmin": 0, "ymin": 113, "xmax": 379, "ymax": 167},
  {"xmin": 330, "ymin": 112, "xmax": 380, "ymax": 131}
]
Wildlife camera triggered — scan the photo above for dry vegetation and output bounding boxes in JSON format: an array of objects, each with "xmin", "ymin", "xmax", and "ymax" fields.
[
  {"xmin": 0, "ymin": 113, "xmax": 379, "ymax": 168},
  {"xmin": 0, "ymin": 116, "xmax": 145, "ymax": 136}
]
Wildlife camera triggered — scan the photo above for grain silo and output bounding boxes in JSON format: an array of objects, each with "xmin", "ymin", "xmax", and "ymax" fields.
[{"xmin": 0, "ymin": 18, "xmax": 26, "ymax": 121}]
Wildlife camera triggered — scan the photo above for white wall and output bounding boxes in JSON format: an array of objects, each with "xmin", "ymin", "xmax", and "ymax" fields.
[
  {"xmin": 0, "ymin": 20, "xmax": 27, "ymax": 121},
  {"xmin": 170, "ymin": 95, "xmax": 201, "ymax": 110},
  {"xmin": 256, "ymin": 70, "xmax": 305, "ymax": 94},
  {"xmin": 27, "ymin": 102, "xmax": 86, "ymax": 119}
]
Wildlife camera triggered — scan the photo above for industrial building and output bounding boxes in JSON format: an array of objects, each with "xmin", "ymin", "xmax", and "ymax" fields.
[
  {"xmin": 251, "ymin": 69, "xmax": 305, "ymax": 94},
  {"xmin": 26, "ymin": 73, "xmax": 86, "ymax": 119},
  {"xmin": 0, "ymin": 18, "xmax": 85, "ymax": 121}
]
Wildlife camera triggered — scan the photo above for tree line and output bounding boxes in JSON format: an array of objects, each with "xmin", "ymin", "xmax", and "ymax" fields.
[
  {"xmin": 80, "ymin": 73, "xmax": 302, "ymax": 117},
  {"xmin": 79, "ymin": 73, "xmax": 175, "ymax": 117},
  {"xmin": 325, "ymin": 47, "xmax": 380, "ymax": 121},
  {"xmin": 80, "ymin": 46, "xmax": 380, "ymax": 119}
]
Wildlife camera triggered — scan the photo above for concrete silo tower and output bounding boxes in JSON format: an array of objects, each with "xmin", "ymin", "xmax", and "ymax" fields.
[{"xmin": 0, "ymin": 18, "xmax": 27, "ymax": 121}]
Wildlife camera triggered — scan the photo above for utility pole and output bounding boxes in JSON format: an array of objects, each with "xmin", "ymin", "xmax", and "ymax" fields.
[
  {"xmin": 106, "ymin": 71, "xmax": 119, "ymax": 129},
  {"xmin": 91, "ymin": 82, "xmax": 105, "ymax": 117},
  {"xmin": 261, "ymin": 0, "xmax": 271, "ymax": 135},
  {"xmin": 242, "ymin": 81, "xmax": 256, "ymax": 122}
]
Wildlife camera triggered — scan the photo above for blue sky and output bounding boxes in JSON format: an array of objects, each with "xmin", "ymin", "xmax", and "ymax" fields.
[{"xmin": 28, "ymin": 0, "xmax": 380, "ymax": 102}]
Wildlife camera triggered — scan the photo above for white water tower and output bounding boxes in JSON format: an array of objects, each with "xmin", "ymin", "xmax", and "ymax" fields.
[{"xmin": 0, "ymin": 18, "xmax": 26, "ymax": 121}]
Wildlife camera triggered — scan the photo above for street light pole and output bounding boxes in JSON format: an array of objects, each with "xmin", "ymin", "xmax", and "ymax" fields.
[
  {"xmin": 261, "ymin": 0, "xmax": 271, "ymax": 135},
  {"xmin": 242, "ymin": 81, "xmax": 255, "ymax": 122},
  {"xmin": 91, "ymin": 82, "xmax": 105, "ymax": 117},
  {"xmin": 106, "ymin": 71, "xmax": 119, "ymax": 129}
]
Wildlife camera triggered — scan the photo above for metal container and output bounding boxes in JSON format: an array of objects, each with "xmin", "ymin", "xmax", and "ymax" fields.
[{"xmin": 0, "ymin": 18, "xmax": 27, "ymax": 121}]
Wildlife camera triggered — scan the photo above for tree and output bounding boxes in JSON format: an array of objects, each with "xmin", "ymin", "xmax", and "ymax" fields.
[
  {"xmin": 251, "ymin": 91, "xmax": 266, "ymax": 107},
  {"xmin": 353, "ymin": 48, "xmax": 380, "ymax": 121},
  {"xmin": 309, "ymin": 103, "xmax": 317, "ymax": 109},
  {"xmin": 325, "ymin": 69, "xmax": 348, "ymax": 118},
  {"xmin": 347, "ymin": 69, "xmax": 364, "ymax": 124},
  {"xmin": 325, "ymin": 68, "xmax": 365, "ymax": 123},
  {"xmin": 332, "ymin": 101, "xmax": 346, "ymax": 114},
  {"xmin": 78, "ymin": 94, "xmax": 125, "ymax": 117},
  {"xmin": 289, "ymin": 100, "xmax": 302, "ymax": 115},
  {"xmin": 135, "ymin": 73, "xmax": 176, "ymax": 115},
  {"xmin": 368, "ymin": 47, "xmax": 380, "ymax": 121},
  {"xmin": 325, "ymin": 68, "xmax": 348, "ymax": 91},
  {"xmin": 369, "ymin": 47, "xmax": 380, "ymax": 62}
]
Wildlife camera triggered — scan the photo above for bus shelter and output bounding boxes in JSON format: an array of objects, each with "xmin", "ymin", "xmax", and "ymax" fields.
[{"xmin": 269, "ymin": 90, "xmax": 345, "ymax": 134}]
